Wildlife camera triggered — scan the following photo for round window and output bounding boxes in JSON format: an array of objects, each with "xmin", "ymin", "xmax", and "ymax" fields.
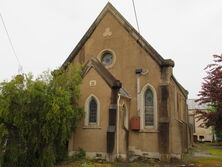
[{"xmin": 101, "ymin": 52, "xmax": 113, "ymax": 66}]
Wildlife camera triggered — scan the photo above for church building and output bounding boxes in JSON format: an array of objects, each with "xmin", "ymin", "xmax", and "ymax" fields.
[{"xmin": 65, "ymin": 3, "xmax": 191, "ymax": 161}]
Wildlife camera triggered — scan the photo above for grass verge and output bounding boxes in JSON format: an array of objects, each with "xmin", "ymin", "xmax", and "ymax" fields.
[{"xmin": 189, "ymin": 157, "xmax": 222, "ymax": 167}]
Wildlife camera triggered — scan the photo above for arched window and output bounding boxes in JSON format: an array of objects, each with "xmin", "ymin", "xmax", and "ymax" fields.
[
  {"xmin": 144, "ymin": 88, "xmax": 154, "ymax": 126},
  {"xmin": 84, "ymin": 95, "xmax": 100, "ymax": 127},
  {"xmin": 140, "ymin": 84, "xmax": 157, "ymax": 130},
  {"xmin": 123, "ymin": 104, "xmax": 129, "ymax": 130},
  {"xmin": 89, "ymin": 97, "xmax": 97, "ymax": 124}
]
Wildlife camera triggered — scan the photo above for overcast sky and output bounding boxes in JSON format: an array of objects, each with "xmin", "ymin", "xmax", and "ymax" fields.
[{"xmin": 0, "ymin": 0, "xmax": 222, "ymax": 98}]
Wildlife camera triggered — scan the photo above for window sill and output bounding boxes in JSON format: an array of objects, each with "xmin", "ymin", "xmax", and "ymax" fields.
[
  {"xmin": 83, "ymin": 125, "xmax": 102, "ymax": 129},
  {"xmin": 139, "ymin": 129, "xmax": 158, "ymax": 133}
]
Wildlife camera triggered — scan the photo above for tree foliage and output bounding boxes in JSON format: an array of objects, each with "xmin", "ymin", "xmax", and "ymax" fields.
[
  {"xmin": 0, "ymin": 64, "xmax": 83, "ymax": 167},
  {"xmin": 196, "ymin": 54, "xmax": 222, "ymax": 131}
]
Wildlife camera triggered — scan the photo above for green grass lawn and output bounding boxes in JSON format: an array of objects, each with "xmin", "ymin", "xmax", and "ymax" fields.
[
  {"xmin": 207, "ymin": 149, "xmax": 222, "ymax": 156},
  {"xmin": 189, "ymin": 157, "xmax": 222, "ymax": 167},
  {"xmin": 186, "ymin": 142, "xmax": 222, "ymax": 167},
  {"xmin": 192, "ymin": 142, "xmax": 222, "ymax": 156}
]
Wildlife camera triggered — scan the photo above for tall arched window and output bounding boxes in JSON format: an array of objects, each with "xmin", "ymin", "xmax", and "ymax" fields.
[
  {"xmin": 144, "ymin": 88, "xmax": 154, "ymax": 126},
  {"xmin": 123, "ymin": 104, "xmax": 129, "ymax": 130},
  {"xmin": 84, "ymin": 95, "xmax": 100, "ymax": 127},
  {"xmin": 89, "ymin": 97, "xmax": 97, "ymax": 124}
]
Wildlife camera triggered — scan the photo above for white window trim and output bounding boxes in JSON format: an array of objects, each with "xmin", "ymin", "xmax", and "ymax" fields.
[
  {"xmin": 84, "ymin": 94, "xmax": 100, "ymax": 127},
  {"xmin": 140, "ymin": 83, "xmax": 158, "ymax": 130}
]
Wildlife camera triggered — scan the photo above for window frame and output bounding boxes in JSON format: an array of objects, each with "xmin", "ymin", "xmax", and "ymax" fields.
[
  {"xmin": 97, "ymin": 49, "xmax": 116, "ymax": 69},
  {"xmin": 140, "ymin": 83, "xmax": 158, "ymax": 130},
  {"xmin": 84, "ymin": 94, "xmax": 100, "ymax": 127},
  {"xmin": 144, "ymin": 88, "xmax": 154, "ymax": 127},
  {"xmin": 88, "ymin": 97, "xmax": 98, "ymax": 124}
]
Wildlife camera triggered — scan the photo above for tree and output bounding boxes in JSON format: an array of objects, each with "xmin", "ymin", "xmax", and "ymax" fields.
[
  {"xmin": 0, "ymin": 64, "xmax": 83, "ymax": 167},
  {"xmin": 196, "ymin": 54, "xmax": 222, "ymax": 131}
]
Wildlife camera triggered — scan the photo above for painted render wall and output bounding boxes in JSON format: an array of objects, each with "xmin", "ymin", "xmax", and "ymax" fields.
[
  {"xmin": 117, "ymin": 98, "xmax": 130, "ymax": 158},
  {"xmin": 168, "ymin": 79, "xmax": 190, "ymax": 158},
  {"xmin": 70, "ymin": 68, "xmax": 112, "ymax": 154},
  {"xmin": 189, "ymin": 109, "xmax": 213, "ymax": 142},
  {"xmin": 68, "ymin": 9, "xmax": 189, "ymax": 160},
  {"xmin": 72, "ymin": 11, "xmax": 162, "ymax": 155}
]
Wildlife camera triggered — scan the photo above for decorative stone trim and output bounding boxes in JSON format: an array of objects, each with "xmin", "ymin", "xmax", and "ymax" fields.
[
  {"xmin": 97, "ymin": 49, "xmax": 116, "ymax": 69},
  {"xmin": 139, "ymin": 83, "xmax": 158, "ymax": 130},
  {"xmin": 103, "ymin": 27, "xmax": 112, "ymax": 37},
  {"xmin": 84, "ymin": 94, "xmax": 100, "ymax": 127},
  {"xmin": 139, "ymin": 129, "xmax": 159, "ymax": 133}
]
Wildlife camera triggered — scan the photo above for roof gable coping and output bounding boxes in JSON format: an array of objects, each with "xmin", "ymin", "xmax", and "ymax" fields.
[
  {"xmin": 171, "ymin": 75, "xmax": 188, "ymax": 97},
  {"xmin": 63, "ymin": 2, "xmax": 167, "ymax": 66},
  {"xmin": 81, "ymin": 57, "xmax": 121, "ymax": 89}
]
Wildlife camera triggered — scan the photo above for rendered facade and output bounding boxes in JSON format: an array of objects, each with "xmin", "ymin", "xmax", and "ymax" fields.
[
  {"xmin": 187, "ymin": 99, "xmax": 214, "ymax": 142},
  {"xmin": 65, "ymin": 3, "xmax": 191, "ymax": 161}
]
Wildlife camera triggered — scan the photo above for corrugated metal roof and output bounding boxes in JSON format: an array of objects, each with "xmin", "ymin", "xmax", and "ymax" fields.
[{"xmin": 187, "ymin": 99, "xmax": 209, "ymax": 110}]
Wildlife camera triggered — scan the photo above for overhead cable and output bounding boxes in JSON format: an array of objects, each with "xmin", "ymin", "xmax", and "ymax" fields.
[
  {"xmin": 132, "ymin": 0, "xmax": 140, "ymax": 34},
  {"xmin": 0, "ymin": 12, "xmax": 23, "ymax": 73}
]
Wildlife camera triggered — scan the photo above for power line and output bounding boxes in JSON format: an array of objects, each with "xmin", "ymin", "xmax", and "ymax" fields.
[
  {"xmin": 0, "ymin": 12, "xmax": 23, "ymax": 73},
  {"xmin": 132, "ymin": 0, "xmax": 140, "ymax": 34}
]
